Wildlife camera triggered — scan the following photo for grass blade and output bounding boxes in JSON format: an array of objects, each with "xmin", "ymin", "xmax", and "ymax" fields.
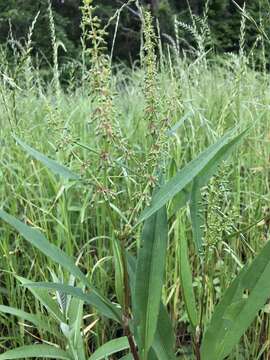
[
  {"xmin": 88, "ymin": 337, "xmax": 130, "ymax": 360},
  {"xmin": 0, "ymin": 210, "xmax": 121, "ymax": 323},
  {"xmin": 68, "ymin": 288, "xmax": 86, "ymax": 360},
  {"xmin": 140, "ymin": 128, "xmax": 247, "ymax": 223},
  {"xmin": 0, "ymin": 345, "xmax": 72, "ymax": 360},
  {"xmin": 127, "ymin": 252, "xmax": 176, "ymax": 360},
  {"xmin": 26, "ymin": 282, "xmax": 121, "ymax": 322},
  {"xmin": 0, "ymin": 305, "xmax": 59, "ymax": 338},
  {"xmin": 16, "ymin": 275, "xmax": 65, "ymax": 323},
  {"xmin": 151, "ymin": 304, "xmax": 176, "ymax": 360},
  {"xmin": 201, "ymin": 239, "xmax": 270, "ymax": 360},
  {"xmin": 14, "ymin": 136, "xmax": 79, "ymax": 180},
  {"xmin": 134, "ymin": 204, "xmax": 168, "ymax": 359}
]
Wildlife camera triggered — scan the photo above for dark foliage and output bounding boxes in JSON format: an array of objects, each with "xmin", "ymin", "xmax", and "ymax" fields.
[{"xmin": 0, "ymin": 0, "xmax": 269, "ymax": 66}]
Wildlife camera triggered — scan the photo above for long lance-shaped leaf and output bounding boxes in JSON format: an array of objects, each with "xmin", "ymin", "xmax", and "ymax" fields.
[
  {"xmin": 127, "ymin": 253, "xmax": 176, "ymax": 360},
  {"xmin": 179, "ymin": 235, "xmax": 198, "ymax": 330},
  {"xmin": 16, "ymin": 275, "xmax": 65, "ymax": 323},
  {"xmin": 14, "ymin": 136, "xmax": 79, "ymax": 180},
  {"xmin": 68, "ymin": 288, "xmax": 86, "ymax": 360},
  {"xmin": 151, "ymin": 305, "xmax": 176, "ymax": 360},
  {"xmin": 201, "ymin": 238, "xmax": 270, "ymax": 360},
  {"xmin": 134, "ymin": 205, "xmax": 168, "ymax": 359},
  {"xmin": 171, "ymin": 129, "xmax": 248, "ymax": 217},
  {"xmin": 88, "ymin": 337, "xmax": 130, "ymax": 360},
  {"xmin": 0, "ymin": 210, "xmax": 121, "ymax": 323},
  {"xmin": 140, "ymin": 128, "xmax": 248, "ymax": 223},
  {"xmin": 25, "ymin": 282, "xmax": 121, "ymax": 322},
  {"xmin": 0, "ymin": 305, "xmax": 59, "ymax": 338},
  {"xmin": 0, "ymin": 345, "xmax": 72, "ymax": 360}
]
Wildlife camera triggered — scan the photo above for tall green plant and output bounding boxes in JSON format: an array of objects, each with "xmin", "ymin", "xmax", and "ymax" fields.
[{"xmin": 3, "ymin": 125, "xmax": 270, "ymax": 360}]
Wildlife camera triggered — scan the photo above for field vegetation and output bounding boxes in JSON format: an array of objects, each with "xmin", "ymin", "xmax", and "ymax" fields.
[{"xmin": 1, "ymin": 1, "xmax": 270, "ymax": 359}]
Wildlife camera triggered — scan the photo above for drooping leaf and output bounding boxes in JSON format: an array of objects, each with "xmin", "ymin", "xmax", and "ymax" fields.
[
  {"xmin": 0, "ymin": 210, "xmax": 121, "ymax": 323},
  {"xmin": 88, "ymin": 337, "xmax": 130, "ymax": 360},
  {"xmin": 172, "ymin": 129, "xmax": 248, "ymax": 217},
  {"xmin": 0, "ymin": 345, "xmax": 72, "ymax": 360},
  {"xmin": 14, "ymin": 136, "xmax": 79, "ymax": 180},
  {"xmin": 140, "ymin": 128, "xmax": 247, "ymax": 223},
  {"xmin": 166, "ymin": 111, "xmax": 192, "ymax": 136},
  {"xmin": 25, "ymin": 282, "xmax": 121, "ymax": 322},
  {"xmin": 134, "ymin": 205, "xmax": 168, "ymax": 359},
  {"xmin": 0, "ymin": 305, "xmax": 59, "ymax": 338},
  {"xmin": 179, "ymin": 235, "xmax": 198, "ymax": 330},
  {"xmin": 16, "ymin": 275, "xmax": 65, "ymax": 323},
  {"xmin": 201, "ymin": 239, "xmax": 270, "ymax": 360},
  {"xmin": 195, "ymin": 129, "xmax": 248, "ymax": 188}
]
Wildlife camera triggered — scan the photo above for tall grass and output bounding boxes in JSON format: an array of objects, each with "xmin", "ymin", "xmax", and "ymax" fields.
[{"xmin": 1, "ymin": 1, "xmax": 270, "ymax": 359}]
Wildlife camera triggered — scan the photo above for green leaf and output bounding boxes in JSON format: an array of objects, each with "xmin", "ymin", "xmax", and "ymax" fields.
[
  {"xmin": 171, "ymin": 129, "xmax": 248, "ymax": 222},
  {"xmin": 166, "ymin": 111, "xmax": 192, "ymax": 136},
  {"xmin": 0, "ymin": 210, "xmax": 121, "ymax": 323},
  {"xmin": 134, "ymin": 204, "xmax": 168, "ymax": 359},
  {"xmin": 68, "ymin": 285, "xmax": 86, "ymax": 360},
  {"xmin": 16, "ymin": 275, "xmax": 65, "ymax": 323},
  {"xmin": 151, "ymin": 304, "xmax": 176, "ymax": 360},
  {"xmin": 201, "ymin": 238, "xmax": 270, "ymax": 360},
  {"xmin": 112, "ymin": 237, "xmax": 125, "ymax": 307},
  {"xmin": 0, "ymin": 345, "xmax": 72, "ymax": 360},
  {"xmin": 25, "ymin": 282, "xmax": 121, "ymax": 322},
  {"xmin": 0, "ymin": 305, "xmax": 59, "ymax": 338},
  {"xmin": 140, "ymin": 128, "xmax": 247, "ymax": 223},
  {"xmin": 14, "ymin": 136, "xmax": 79, "ymax": 180},
  {"xmin": 127, "ymin": 253, "xmax": 176, "ymax": 360},
  {"xmin": 179, "ymin": 235, "xmax": 198, "ymax": 330},
  {"xmin": 189, "ymin": 178, "xmax": 204, "ymax": 255},
  {"xmin": 195, "ymin": 129, "xmax": 248, "ymax": 188},
  {"xmin": 88, "ymin": 337, "xmax": 130, "ymax": 360}
]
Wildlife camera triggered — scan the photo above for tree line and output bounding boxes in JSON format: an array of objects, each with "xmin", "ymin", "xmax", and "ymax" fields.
[{"xmin": 0, "ymin": 0, "xmax": 268, "ymax": 67}]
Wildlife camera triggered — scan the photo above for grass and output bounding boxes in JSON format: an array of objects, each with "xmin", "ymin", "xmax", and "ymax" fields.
[{"xmin": 1, "ymin": 2, "xmax": 270, "ymax": 359}]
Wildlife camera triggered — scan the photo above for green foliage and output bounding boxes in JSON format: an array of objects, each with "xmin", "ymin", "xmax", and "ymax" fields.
[
  {"xmin": 0, "ymin": 345, "xmax": 72, "ymax": 360},
  {"xmin": 1, "ymin": 125, "xmax": 260, "ymax": 360},
  {"xmin": 201, "ymin": 237, "xmax": 270, "ymax": 359},
  {"xmin": 134, "ymin": 197, "xmax": 168, "ymax": 359},
  {"xmin": 1, "ymin": 2, "xmax": 270, "ymax": 359}
]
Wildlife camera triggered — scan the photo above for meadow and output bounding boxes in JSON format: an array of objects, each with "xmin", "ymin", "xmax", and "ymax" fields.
[{"xmin": 1, "ymin": 2, "xmax": 270, "ymax": 359}]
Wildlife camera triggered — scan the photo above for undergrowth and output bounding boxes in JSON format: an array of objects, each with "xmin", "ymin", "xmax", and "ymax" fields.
[{"xmin": 1, "ymin": 1, "xmax": 270, "ymax": 359}]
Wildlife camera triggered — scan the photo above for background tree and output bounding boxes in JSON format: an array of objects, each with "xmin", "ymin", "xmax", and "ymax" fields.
[{"xmin": 0, "ymin": 0, "xmax": 268, "ymax": 69}]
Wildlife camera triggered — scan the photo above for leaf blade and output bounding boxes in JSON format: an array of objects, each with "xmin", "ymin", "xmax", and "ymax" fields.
[
  {"xmin": 14, "ymin": 136, "xmax": 79, "ymax": 180},
  {"xmin": 25, "ymin": 282, "xmax": 121, "ymax": 322},
  {"xmin": 201, "ymin": 239, "xmax": 270, "ymax": 360},
  {"xmin": 0, "ymin": 210, "xmax": 121, "ymax": 323},
  {"xmin": 135, "ymin": 205, "xmax": 168, "ymax": 358},
  {"xmin": 0, "ymin": 345, "xmax": 71, "ymax": 360},
  {"xmin": 0, "ymin": 305, "xmax": 59, "ymax": 338},
  {"xmin": 140, "ymin": 128, "xmax": 247, "ymax": 223},
  {"xmin": 88, "ymin": 337, "xmax": 130, "ymax": 360},
  {"xmin": 127, "ymin": 253, "xmax": 176, "ymax": 360}
]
